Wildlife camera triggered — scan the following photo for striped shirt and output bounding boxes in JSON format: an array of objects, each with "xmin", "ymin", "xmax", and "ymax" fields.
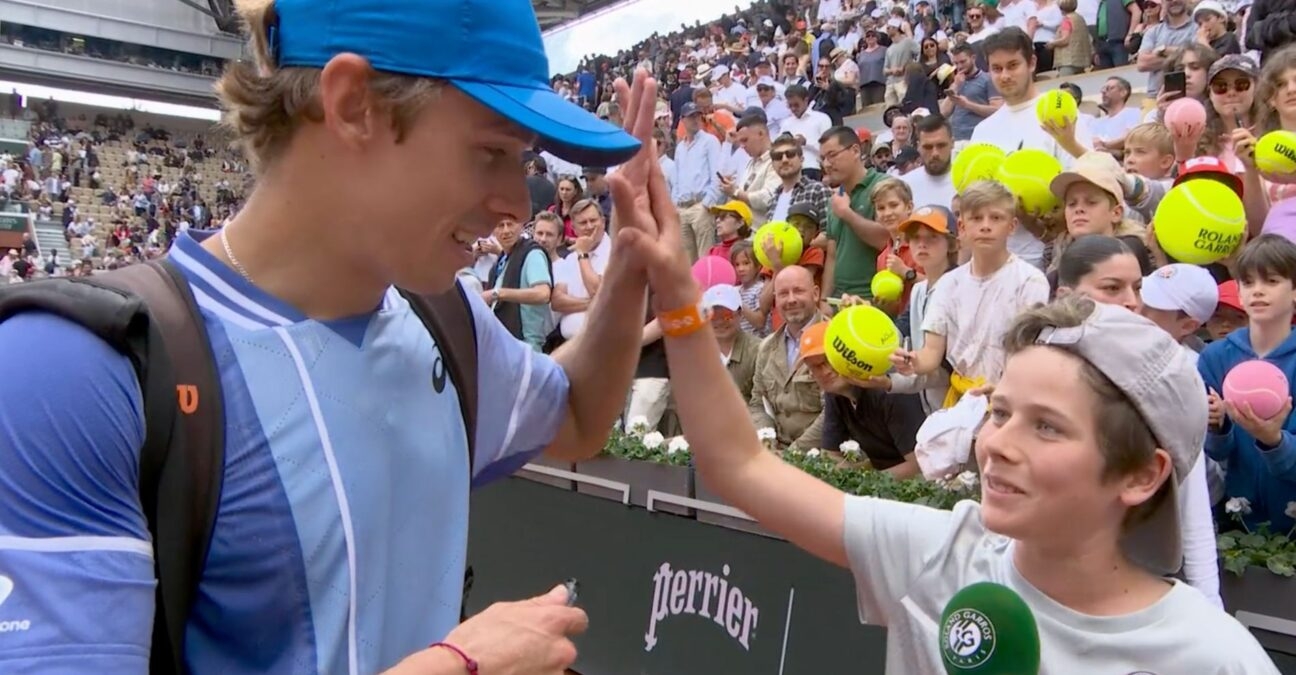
[{"xmin": 0, "ymin": 230, "xmax": 569, "ymax": 674}]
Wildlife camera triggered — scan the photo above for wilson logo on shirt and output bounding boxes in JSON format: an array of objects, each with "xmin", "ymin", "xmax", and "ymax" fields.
[
  {"xmin": 0, "ymin": 575, "xmax": 31, "ymax": 634},
  {"xmin": 643, "ymin": 562, "xmax": 759, "ymax": 653}
]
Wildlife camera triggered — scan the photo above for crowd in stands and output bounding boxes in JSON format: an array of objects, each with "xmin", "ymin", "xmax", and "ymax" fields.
[
  {"xmin": 473, "ymin": 0, "xmax": 1296, "ymax": 619},
  {"xmin": 0, "ymin": 93, "xmax": 251, "ymax": 283}
]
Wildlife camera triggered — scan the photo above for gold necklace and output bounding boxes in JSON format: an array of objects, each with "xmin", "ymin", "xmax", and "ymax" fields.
[{"xmin": 220, "ymin": 228, "xmax": 253, "ymax": 283}]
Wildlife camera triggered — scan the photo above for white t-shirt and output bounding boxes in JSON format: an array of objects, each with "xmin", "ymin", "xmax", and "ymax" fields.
[
  {"xmin": 553, "ymin": 235, "xmax": 613, "ymax": 339},
  {"xmin": 1090, "ymin": 106, "xmax": 1144, "ymax": 143},
  {"xmin": 970, "ymin": 93, "xmax": 1094, "ymax": 267},
  {"xmin": 778, "ymin": 109, "xmax": 834, "ymax": 170},
  {"xmin": 714, "ymin": 82, "xmax": 750, "ymax": 112},
  {"xmin": 901, "ymin": 168, "xmax": 957, "ymax": 210},
  {"xmin": 844, "ymin": 498, "xmax": 1279, "ymax": 675},
  {"xmin": 922, "ymin": 255, "xmax": 1050, "ymax": 382}
]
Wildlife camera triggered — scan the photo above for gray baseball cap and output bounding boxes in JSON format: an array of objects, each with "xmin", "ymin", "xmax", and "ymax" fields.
[{"xmin": 1033, "ymin": 300, "xmax": 1207, "ymax": 576}]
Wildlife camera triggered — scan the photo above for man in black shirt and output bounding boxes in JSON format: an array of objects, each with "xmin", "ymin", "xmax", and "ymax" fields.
[{"xmin": 797, "ymin": 322, "xmax": 927, "ymax": 477}]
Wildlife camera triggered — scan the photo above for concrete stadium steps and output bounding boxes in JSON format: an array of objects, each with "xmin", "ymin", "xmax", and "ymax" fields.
[{"xmin": 33, "ymin": 219, "xmax": 68, "ymax": 262}]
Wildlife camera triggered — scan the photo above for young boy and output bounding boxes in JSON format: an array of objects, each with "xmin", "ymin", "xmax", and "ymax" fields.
[
  {"xmin": 871, "ymin": 178, "xmax": 920, "ymax": 314},
  {"xmin": 891, "ymin": 181, "xmax": 1051, "ymax": 406},
  {"xmin": 760, "ymin": 202, "xmax": 827, "ymax": 330},
  {"xmin": 1120, "ymin": 122, "xmax": 1176, "ymax": 224},
  {"xmin": 1207, "ymin": 280, "xmax": 1248, "ymax": 341},
  {"xmin": 1140, "ymin": 263, "xmax": 1217, "ymax": 354},
  {"xmin": 1199, "ymin": 234, "xmax": 1296, "ymax": 532},
  {"xmin": 1045, "ymin": 152, "xmax": 1150, "ymax": 273}
]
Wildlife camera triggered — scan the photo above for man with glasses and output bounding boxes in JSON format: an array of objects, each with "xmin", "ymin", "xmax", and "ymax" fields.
[
  {"xmin": 820, "ymin": 126, "xmax": 889, "ymax": 304},
  {"xmin": 768, "ymin": 133, "xmax": 834, "ymax": 229}
]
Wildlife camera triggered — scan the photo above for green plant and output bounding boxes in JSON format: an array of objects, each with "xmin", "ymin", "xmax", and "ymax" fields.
[
  {"xmin": 1217, "ymin": 497, "xmax": 1296, "ymax": 578},
  {"xmin": 602, "ymin": 424, "xmax": 691, "ymax": 467},
  {"xmin": 780, "ymin": 447, "xmax": 980, "ymax": 510}
]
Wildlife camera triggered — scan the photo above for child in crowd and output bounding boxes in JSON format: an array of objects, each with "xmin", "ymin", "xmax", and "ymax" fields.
[
  {"xmin": 871, "ymin": 178, "xmax": 920, "ymax": 315},
  {"xmin": 708, "ymin": 199, "xmax": 753, "ymax": 262},
  {"xmin": 1044, "ymin": 151, "xmax": 1151, "ymax": 274},
  {"xmin": 676, "ymin": 287, "xmax": 1275, "ymax": 671},
  {"xmin": 1119, "ymin": 122, "xmax": 1176, "ymax": 224},
  {"xmin": 883, "ymin": 205, "xmax": 959, "ymax": 416},
  {"xmin": 730, "ymin": 240, "xmax": 771, "ymax": 337},
  {"xmin": 1053, "ymin": 239, "xmax": 1224, "ymax": 605},
  {"xmin": 891, "ymin": 181, "xmax": 1051, "ymax": 406},
  {"xmin": 1140, "ymin": 263, "xmax": 1217, "ymax": 354},
  {"xmin": 1207, "ymin": 280, "xmax": 1248, "ymax": 341},
  {"xmin": 760, "ymin": 203, "xmax": 828, "ymax": 330},
  {"xmin": 1199, "ymin": 234, "xmax": 1296, "ymax": 532}
]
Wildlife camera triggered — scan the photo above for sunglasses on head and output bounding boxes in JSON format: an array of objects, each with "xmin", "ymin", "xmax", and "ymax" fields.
[
  {"xmin": 771, "ymin": 149, "xmax": 802, "ymax": 160},
  {"xmin": 1211, "ymin": 78, "xmax": 1253, "ymax": 94}
]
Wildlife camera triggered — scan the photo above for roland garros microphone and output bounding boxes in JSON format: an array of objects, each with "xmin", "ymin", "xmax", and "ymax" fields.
[{"xmin": 939, "ymin": 582, "xmax": 1040, "ymax": 674}]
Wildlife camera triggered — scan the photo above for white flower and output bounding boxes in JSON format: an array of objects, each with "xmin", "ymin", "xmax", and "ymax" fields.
[
  {"xmin": 807, "ymin": 448, "xmax": 822, "ymax": 458},
  {"xmin": 757, "ymin": 427, "xmax": 777, "ymax": 442},
  {"xmin": 642, "ymin": 431, "xmax": 665, "ymax": 449},
  {"xmin": 957, "ymin": 471, "xmax": 979, "ymax": 489},
  {"xmin": 1226, "ymin": 497, "xmax": 1253, "ymax": 515},
  {"xmin": 628, "ymin": 415, "xmax": 650, "ymax": 436},
  {"xmin": 668, "ymin": 436, "xmax": 691, "ymax": 454},
  {"xmin": 839, "ymin": 440, "xmax": 861, "ymax": 457},
  {"xmin": 1285, "ymin": 501, "xmax": 1296, "ymax": 520}
]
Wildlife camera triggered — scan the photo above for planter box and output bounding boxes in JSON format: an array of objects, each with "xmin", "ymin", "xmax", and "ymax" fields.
[
  {"xmin": 694, "ymin": 480, "xmax": 778, "ymax": 539},
  {"xmin": 574, "ymin": 456, "xmax": 695, "ymax": 516},
  {"xmin": 1222, "ymin": 568, "xmax": 1296, "ymax": 656},
  {"xmin": 515, "ymin": 454, "xmax": 576, "ymax": 491}
]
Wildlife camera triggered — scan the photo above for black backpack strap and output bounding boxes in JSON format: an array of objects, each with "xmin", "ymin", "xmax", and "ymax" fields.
[
  {"xmin": 399, "ymin": 284, "xmax": 479, "ymax": 467},
  {"xmin": 0, "ymin": 261, "xmax": 223, "ymax": 675},
  {"xmin": 399, "ymin": 283, "xmax": 479, "ymax": 623},
  {"xmin": 93, "ymin": 261, "xmax": 224, "ymax": 675}
]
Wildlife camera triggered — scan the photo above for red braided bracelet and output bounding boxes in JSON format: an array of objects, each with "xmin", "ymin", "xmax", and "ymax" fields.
[{"xmin": 429, "ymin": 642, "xmax": 479, "ymax": 674}]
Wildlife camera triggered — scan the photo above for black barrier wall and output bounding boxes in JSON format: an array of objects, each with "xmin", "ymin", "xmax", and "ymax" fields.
[
  {"xmin": 469, "ymin": 476, "xmax": 1296, "ymax": 675},
  {"xmin": 466, "ymin": 478, "xmax": 887, "ymax": 674}
]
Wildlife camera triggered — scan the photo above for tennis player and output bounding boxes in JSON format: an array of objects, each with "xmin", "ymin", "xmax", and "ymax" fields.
[{"xmin": 0, "ymin": 0, "xmax": 677, "ymax": 673}]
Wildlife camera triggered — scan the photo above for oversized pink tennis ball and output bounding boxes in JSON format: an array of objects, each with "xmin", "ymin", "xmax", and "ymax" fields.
[
  {"xmin": 1223, "ymin": 360, "xmax": 1291, "ymax": 420},
  {"xmin": 1164, "ymin": 98, "xmax": 1207, "ymax": 159},
  {"xmin": 692, "ymin": 255, "xmax": 737, "ymax": 290}
]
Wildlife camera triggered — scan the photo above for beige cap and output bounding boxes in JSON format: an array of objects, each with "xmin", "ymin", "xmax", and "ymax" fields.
[{"xmin": 1049, "ymin": 151, "xmax": 1124, "ymax": 204}]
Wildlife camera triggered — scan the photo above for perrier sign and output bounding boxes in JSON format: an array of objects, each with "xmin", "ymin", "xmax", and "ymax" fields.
[{"xmin": 0, "ymin": 213, "xmax": 29, "ymax": 234}]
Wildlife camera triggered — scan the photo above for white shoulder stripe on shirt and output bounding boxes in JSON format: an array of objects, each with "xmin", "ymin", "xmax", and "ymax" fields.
[
  {"xmin": 0, "ymin": 535, "xmax": 153, "ymax": 558},
  {"xmin": 169, "ymin": 246, "xmax": 293, "ymax": 327}
]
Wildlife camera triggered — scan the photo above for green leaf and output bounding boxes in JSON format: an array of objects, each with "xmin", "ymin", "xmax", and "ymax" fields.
[
  {"xmin": 1267, "ymin": 557, "xmax": 1296, "ymax": 577},
  {"xmin": 1217, "ymin": 534, "xmax": 1238, "ymax": 551},
  {"xmin": 1241, "ymin": 533, "xmax": 1269, "ymax": 549},
  {"xmin": 1224, "ymin": 554, "xmax": 1251, "ymax": 577}
]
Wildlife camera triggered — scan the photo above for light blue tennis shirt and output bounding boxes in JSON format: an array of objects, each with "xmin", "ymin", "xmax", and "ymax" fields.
[{"xmin": 0, "ymin": 231, "xmax": 570, "ymax": 674}]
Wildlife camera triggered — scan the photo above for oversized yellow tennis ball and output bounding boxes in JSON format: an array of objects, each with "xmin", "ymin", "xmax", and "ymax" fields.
[
  {"xmin": 753, "ymin": 220, "xmax": 804, "ymax": 268},
  {"xmin": 952, "ymin": 142, "xmax": 1007, "ymax": 192},
  {"xmin": 1036, "ymin": 89, "xmax": 1078, "ymax": 127},
  {"xmin": 997, "ymin": 149, "xmax": 1064, "ymax": 215},
  {"xmin": 1256, "ymin": 130, "xmax": 1296, "ymax": 175},
  {"xmin": 870, "ymin": 269, "xmax": 904, "ymax": 302},
  {"xmin": 1154, "ymin": 180, "xmax": 1245, "ymax": 265},
  {"xmin": 825, "ymin": 305, "xmax": 901, "ymax": 379}
]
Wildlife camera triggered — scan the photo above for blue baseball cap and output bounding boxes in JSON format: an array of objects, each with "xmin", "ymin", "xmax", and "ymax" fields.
[{"xmin": 271, "ymin": 0, "xmax": 641, "ymax": 166}]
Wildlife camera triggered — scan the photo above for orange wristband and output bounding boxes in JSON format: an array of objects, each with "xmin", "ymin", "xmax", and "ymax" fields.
[{"xmin": 659, "ymin": 299, "xmax": 707, "ymax": 338}]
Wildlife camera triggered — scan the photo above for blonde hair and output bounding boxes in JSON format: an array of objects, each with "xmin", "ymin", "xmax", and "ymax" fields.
[
  {"xmin": 216, "ymin": 0, "xmax": 443, "ymax": 171},
  {"xmin": 959, "ymin": 180, "xmax": 1015, "ymax": 215},
  {"xmin": 1123, "ymin": 123, "xmax": 1174, "ymax": 156},
  {"xmin": 871, "ymin": 177, "xmax": 914, "ymax": 207}
]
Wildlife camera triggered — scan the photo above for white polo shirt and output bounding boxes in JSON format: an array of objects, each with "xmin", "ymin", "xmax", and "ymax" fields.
[{"xmin": 553, "ymin": 235, "xmax": 613, "ymax": 339}]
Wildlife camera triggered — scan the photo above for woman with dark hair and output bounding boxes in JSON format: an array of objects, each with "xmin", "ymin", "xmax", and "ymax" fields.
[
  {"xmin": 900, "ymin": 62, "xmax": 942, "ymax": 114},
  {"xmin": 547, "ymin": 175, "xmax": 585, "ymax": 246},
  {"xmin": 918, "ymin": 36, "xmax": 951, "ymax": 76}
]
